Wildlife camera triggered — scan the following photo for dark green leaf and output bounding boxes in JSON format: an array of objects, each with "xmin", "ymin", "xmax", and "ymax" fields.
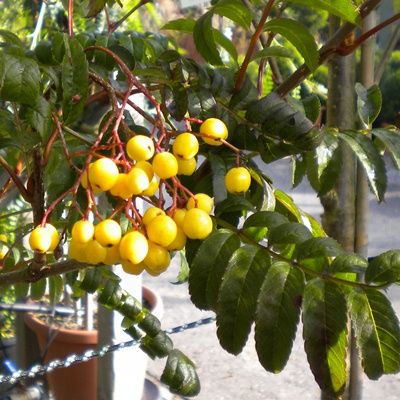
[
  {"xmin": 330, "ymin": 253, "xmax": 368, "ymax": 274},
  {"xmin": 217, "ymin": 245, "xmax": 270, "ymax": 354},
  {"xmin": 189, "ymin": 230, "xmax": 241, "ymax": 310},
  {"xmin": 0, "ymin": 53, "xmax": 40, "ymax": 104},
  {"xmin": 30, "ymin": 278, "xmax": 47, "ymax": 300},
  {"xmin": 49, "ymin": 275, "xmax": 64, "ymax": 305},
  {"xmin": 161, "ymin": 349, "xmax": 200, "ymax": 397},
  {"xmin": 303, "ymin": 279, "xmax": 348, "ymax": 395},
  {"xmin": 208, "ymin": 152, "xmax": 227, "ymax": 204},
  {"xmin": 295, "ymin": 237, "xmax": 344, "ymax": 260},
  {"xmin": 251, "ymin": 46, "xmax": 293, "ymax": 61},
  {"xmin": 213, "ymin": 30, "xmax": 238, "ymax": 62},
  {"xmin": 214, "ymin": 196, "xmax": 255, "ymax": 216},
  {"xmin": 274, "ymin": 188, "xmax": 302, "ymax": 222},
  {"xmin": 162, "ymin": 18, "xmax": 195, "ymax": 32},
  {"xmin": 86, "ymin": 0, "xmax": 107, "ymax": 17},
  {"xmin": 263, "ymin": 18, "xmax": 319, "ymax": 71},
  {"xmin": 269, "ymin": 222, "xmax": 312, "ymax": 245},
  {"xmin": 340, "ymin": 130, "xmax": 386, "ymax": 201},
  {"xmin": 288, "ymin": 0, "xmax": 359, "ymax": 24},
  {"xmin": 348, "ymin": 288, "xmax": 400, "ymax": 379},
  {"xmin": 193, "ymin": 13, "xmax": 223, "ymax": 66},
  {"xmin": 21, "ymin": 97, "xmax": 53, "ymax": 141},
  {"xmin": 0, "ymin": 30, "xmax": 24, "ymax": 47},
  {"xmin": 62, "ymin": 37, "xmax": 89, "ymax": 124},
  {"xmin": 242, "ymin": 211, "xmax": 289, "ymax": 241},
  {"xmin": 212, "ymin": 0, "xmax": 252, "ymax": 29},
  {"xmin": 318, "ymin": 134, "xmax": 341, "ymax": 196},
  {"xmin": 372, "ymin": 128, "xmax": 400, "ymax": 169},
  {"xmin": 365, "ymin": 250, "xmax": 400, "ymax": 284},
  {"xmin": 355, "ymin": 83, "xmax": 382, "ymax": 128},
  {"xmin": 302, "ymin": 95, "xmax": 321, "ymax": 124},
  {"xmin": 255, "ymin": 261, "xmax": 304, "ymax": 372}
]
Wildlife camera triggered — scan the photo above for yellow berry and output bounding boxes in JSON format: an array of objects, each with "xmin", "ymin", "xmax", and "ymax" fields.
[
  {"xmin": 44, "ymin": 223, "xmax": 60, "ymax": 251},
  {"xmin": 104, "ymin": 244, "xmax": 121, "ymax": 265},
  {"xmin": 177, "ymin": 157, "xmax": 197, "ymax": 176},
  {"xmin": 72, "ymin": 220, "xmax": 94, "ymax": 244},
  {"xmin": 166, "ymin": 227, "xmax": 187, "ymax": 251},
  {"xmin": 146, "ymin": 215, "xmax": 177, "ymax": 247},
  {"xmin": 225, "ymin": 167, "xmax": 251, "ymax": 194},
  {"xmin": 142, "ymin": 207, "xmax": 165, "ymax": 226},
  {"xmin": 143, "ymin": 241, "xmax": 171, "ymax": 274},
  {"xmin": 172, "ymin": 208, "xmax": 186, "ymax": 227},
  {"xmin": 68, "ymin": 239, "xmax": 88, "ymax": 262},
  {"xmin": 110, "ymin": 173, "xmax": 133, "ymax": 199},
  {"xmin": 152, "ymin": 152, "xmax": 178, "ymax": 179},
  {"xmin": 126, "ymin": 135, "xmax": 155, "ymax": 161},
  {"xmin": 88, "ymin": 158, "xmax": 119, "ymax": 192},
  {"xmin": 142, "ymin": 176, "xmax": 159, "ymax": 196},
  {"xmin": 85, "ymin": 240, "xmax": 107, "ymax": 264},
  {"xmin": 94, "ymin": 219, "xmax": 122, "ymax": 247},
  {"xmin": 186, "ymin": 193, "xmax": 214, "ymax": 214},
  {"xmin": 172, "ymin": 133, "xmax": 199, "ymax": 159},
  {"xmin": 29, "ymin": 226, "xmax": 52, "ymax": 253},
  {"xmin": 200, "ymin": 118, "xmax": 228, "ymax": 146},
  {"xmin": 119, "ymin": 231, "xmax": 148, "ymax": 264},
  {"xmin": 134, "ymin": 161, "xmax": 154, "ymax": 181},
  {"xmin": 127, "ymin": 167, "xmax": 150, "ymax": 195},
  {"xmin": 183, "ymin": 208, "xmax": 213, "ymax": 239},
  {"xmin": 0, "ymin": 234, "xmax": 7, "ymax": 243},
  {"xmin": 121, "ymin": 259, "xmax": 145, "ymax": 275}
]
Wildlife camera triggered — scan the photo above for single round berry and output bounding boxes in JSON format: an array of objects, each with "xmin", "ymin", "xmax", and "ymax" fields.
[
  {"xmin": 68, "ymin": 240, "xmax": 88, "ymax": 263},
  {"xmin": 127, "ymin": 167, "xmax": 150, "ymax": 195},
  {"xmin": 121, "ymin": 259, "xmax": 145, "ymax": 275},
  {"xmin": 200, "ymin": 118, "xmax": 228, "ymax": 146},
  {"xmin": 44, "ymin": 223, "xmax": 60, "ymax": 251},
  {"xmin": 94, "ymin": 219, "xmax": 121, "ymax": 247},
  {"xmin": 81, "ymin": 166, "xmax": 104, "ymax": 194},
  {"xmin": 225, "ymin": 167, "xmax": 251, "ymax": 194},
  {"xmin": 29, "ymin": 226, "xmax": 52, "ymax": 253},
  {"xmin": 142, "ymin": 207, "xmax": 165, "ymax": 226},
  {"xmin": 152, "ymin": 152, "xmax": 178, "ymax": 179},
  {"xmin": 177, "ymin": 157, "xmax": 197, "ymax": 176},
  {"xmin": 172, "ymin": 208, "xmax": 186, "ymax": 227},
  {"xmin": 85, "ymin": 240, "xmax": 107, "ymax": 265},
  {"xmin": 173, "ymin": 133, "xmax": 199, "ymax": 160},
  {"xmin": 110, "ymin": 173, "xmax": 132, "ymax": 199},
  {"xmin": 143, "ymin": 241, "xmax": 171, "ymax": 274},
  {"xmin": 119, "ymin": 231, "xmax": 149, "ymax": 265},
  {"xmin": 104, "ymin": 244, "xmax": 121, "ymax": 266},
  {"xmin": 88, "ymin": 158, "xmax": 119, "ymax": 191},
  {"xmin": 142, "ymin": 176, "xmax": 159, "ymax": 196},
  {"xmin": 126, "ymin": 135, "xmax": 155, "ymax": 161},
  {"xmin": 186, "ymin": 193, "xmax": 214, "ymax": 214},
  {"xmin": 166, "ymin": 227, "xmax": 187, "ymax": 251},
  {"xmin": 72, "ymin": 220, "xmax": 94, "ymax": 244},
  {"xmin": 146, "ymin": 215, "xmax": 177, "ymax": 247},
  {"xmin": 183, "ymin": 208, "xmax": 213, "ymax": 239},
  {"xmin": 134, "ymin": 161, "xmax": 154, "ymax": 181}
]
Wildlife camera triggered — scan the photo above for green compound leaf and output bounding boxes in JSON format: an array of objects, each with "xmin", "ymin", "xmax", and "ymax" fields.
[
  {"xmin": 189, "ymin": 230, "xmax": 241, "ymax": 311},
  {"xmin": 263, "ymin": 18, "xmax": 319, "ymax": 71},
  {"xmin": 255, "ymin": 261, "xmax": 304, "ymax": 373},
  {"xmin": 365, "ymin": 250, "xmax": 400, "ymax": 284},
  {"xmin": 0, "ymin": 52, "xmax": 40, "ymax": 104},
  {"xmin": 302, "ymin": 279, "xmax": 348, "ymax": 396},
  {"xmin": 161, "ymin": 349, "xmax": 200, "ymax": 397},
  {"xmin": 193, "ymin": 12, "xmax": 223, "ymax": 66},
  {"xmin": 288, "ymin": 0, "xmax": 359, "ymax": 24},
  {"xmin": 294, "ymin": 237, "xmax": 344, "ymax": 260},
  {"xmin": 348, "ymin": 288, "xmax": 400, "ymax": 379},
  {"xmin": 243, "ymin": 210, "xmax": 289, "ymax": 241},
  {"xmin": 216, "ymin": 245, "xmax": 270, "ymax": 355},
  {"xmin": 62, "ymin": 37, "xmax": 89, "ymax": 124},
  {"xmin": 329, "ymin": 253, "xmax": 368, "ymax": 274},
  {"xmin": 339, "ymin": 130, "xmax": 387, "ymax": 201},
  {"xmin": 268, "ymin": 222, "xmax": 313, "ymax": 245},
  {"xmin": 372, "ymin": 128, "xmax": 400, "ymax": 170}
]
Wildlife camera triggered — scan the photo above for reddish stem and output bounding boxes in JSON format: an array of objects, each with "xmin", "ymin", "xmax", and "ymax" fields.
[{"xmin": 68, "ymin": 0, "xmax": 74, "ymax": 37}]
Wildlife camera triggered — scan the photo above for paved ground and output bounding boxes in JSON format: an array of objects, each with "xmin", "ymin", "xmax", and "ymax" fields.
[{"xmin": 144, "ymin": 157, "xmax": 400, "ymax": 399}]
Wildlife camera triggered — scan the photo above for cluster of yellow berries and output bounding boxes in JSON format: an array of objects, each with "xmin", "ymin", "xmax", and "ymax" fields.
[{"xmin": 26, "ymin": 118, "xmax": 252, "ymax": 277}]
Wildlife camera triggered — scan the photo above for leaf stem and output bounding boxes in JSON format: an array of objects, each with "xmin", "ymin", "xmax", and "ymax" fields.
[{"xmin": 235, "ymin": 0, "xmax": 276, "ymax": 92}]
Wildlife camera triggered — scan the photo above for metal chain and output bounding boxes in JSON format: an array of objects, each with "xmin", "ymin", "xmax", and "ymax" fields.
[{"xmin": 0, "ymin": 316, "xmax": 216, "ymax": 385}]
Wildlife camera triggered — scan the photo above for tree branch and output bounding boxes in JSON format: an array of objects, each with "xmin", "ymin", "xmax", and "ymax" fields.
[
  {"xmin": 0, "ymin": 155, "xmax": 31, "ymax": 202},
  {"xmin": 276, "ymin": 0, "xmax": 382, "ymax": 97}
]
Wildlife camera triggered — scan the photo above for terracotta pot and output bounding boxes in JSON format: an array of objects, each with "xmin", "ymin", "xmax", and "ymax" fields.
[
  {"xmin": 24, "ymin": 312, "xmax": 98, "ymax": 400},
  {"xmin": 24, "ymin": 285, "xmax": 162, "ymax": 400}
]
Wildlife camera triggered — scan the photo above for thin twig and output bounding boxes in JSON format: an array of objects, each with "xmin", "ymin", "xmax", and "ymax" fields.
[{"xmin": 0, "ymin": 156, "xmax": 30, "ymax": 202}]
